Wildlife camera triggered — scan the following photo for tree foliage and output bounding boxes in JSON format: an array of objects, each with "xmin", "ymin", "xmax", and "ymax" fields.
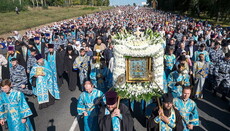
[
  {"xmin": 0, "ymin": 0, "xmax": 28, "ymax": 12},
  {"xmin": 154, "ymin": 0, "xmax": 229, "ymax": 22},
  {"xmin": 0, "ymin": 0, "xmax": 110, "ymax": 12}
]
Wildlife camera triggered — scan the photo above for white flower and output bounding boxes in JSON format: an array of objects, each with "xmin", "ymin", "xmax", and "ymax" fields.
[
  {"xmin": 137, "ymin": 86, "xmax": 142, "ymax": 91},
  {"xmin": 113, "ymin": 33, "xmax": 164, "ymax": 100},
  {"xmin": 95, "ymin": 64, "xmax": 100, "ymax": 68},
  {"xmin": 96, "ymin": 49, "xmax": 101, "ymax": 53}
]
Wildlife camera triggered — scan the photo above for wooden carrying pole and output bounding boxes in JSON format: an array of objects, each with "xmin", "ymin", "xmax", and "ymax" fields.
[
  {"xmin": 157, "ymin": 97, "xmax": 161, "ymax": 109},
  {"xmin": 157, "ymin": 97, "xmax": 164, "ymax": 116},
  {"xmin": 117, "ymin": 96, "xmax": 121, "ymax": 109}
]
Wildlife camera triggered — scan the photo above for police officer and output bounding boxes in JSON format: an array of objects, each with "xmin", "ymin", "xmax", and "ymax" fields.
[
  {"xmin": 213, "ymin": 52, "xmax": 230, "ymax": 101},
  {"xmin": 208, "ymin": 41, "xmax": 224, "ymax": 89}
]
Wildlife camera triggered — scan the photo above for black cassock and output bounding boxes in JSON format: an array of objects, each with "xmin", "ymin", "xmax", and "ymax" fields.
[
  {"xmin": 2, "ymin": 65, "xmax": 10, "ymax": 80},
  {"xmin": 64, "ymin": 53, "xmax": 78, "ymax": 91},
  {"xmin": 56, "ymin": 49, "xmax": 65, "ymax": 87},
  {"xmin": 147, "ymin": 107, "xmax": 184, "ymax": 131},
  {"xmin": 34, "ymin": 42, "xmax": 46, "ymax": 58},
  {"xmin": 98, "ymin": 103, "xmax": 134, "ymax": 131},
  {"xmin": 17, "ymin": 52, "xmax": 26, "ymax": 69}
]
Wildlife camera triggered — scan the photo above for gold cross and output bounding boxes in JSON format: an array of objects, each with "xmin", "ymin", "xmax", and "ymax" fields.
[{"xmin": 134, "ymin": 30, "xmax": 143, "ymax": 37}]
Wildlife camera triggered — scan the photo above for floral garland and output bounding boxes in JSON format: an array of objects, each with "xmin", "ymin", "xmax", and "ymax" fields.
[
  {"xmin": 116, "ymin": 82, "xmax": 163, "ymax": 102},
  {"xmin": 113, "ymin": 29, "xmax": 165, "ymax": 102}
]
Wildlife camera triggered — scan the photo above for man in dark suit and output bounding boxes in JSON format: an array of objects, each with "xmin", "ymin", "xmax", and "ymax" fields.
[
  {"xmin": 175, "ymin": 42, "xmax": 186, "ymax": 57},
  {"xmin": 185, "ymin": 40, "xmax": 198, "ymax": 59}
]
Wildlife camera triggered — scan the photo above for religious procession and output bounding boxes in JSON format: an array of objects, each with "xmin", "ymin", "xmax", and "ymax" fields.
[{"xmin": 0, "ymin": 3, "xmax": 230, "ymax": 131}]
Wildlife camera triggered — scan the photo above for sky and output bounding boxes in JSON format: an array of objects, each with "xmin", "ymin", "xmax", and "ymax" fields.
[{"xmin": 110, "ymin": 0, "xmax": 146, "ymax": 6}]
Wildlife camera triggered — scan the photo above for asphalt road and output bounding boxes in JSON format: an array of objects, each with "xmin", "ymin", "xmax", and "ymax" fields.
[{"xmin": 1, "ymin": 80, "xmax": 230, "ymax": 131}]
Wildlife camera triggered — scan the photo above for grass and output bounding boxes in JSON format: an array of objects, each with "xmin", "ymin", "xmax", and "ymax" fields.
[
  {"xmin": 81, "ymin": 7, "xmax": 98, "ymax": 10},
  {"xmin": 193, "ymin": 16, "xmax": 230, "ymax": 27},
  {"xmin": 0, "ymin": 6, "xmax": 112, "ymax": 35},
  {"xmin": 183, "ymin": 12, "xmax": 230, "ymax": 27}
]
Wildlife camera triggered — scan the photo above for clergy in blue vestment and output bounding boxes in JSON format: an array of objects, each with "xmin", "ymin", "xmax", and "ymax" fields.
[
  {"xmin": 77, "ymin": 80, "xmax": 105, "ymax": 131},
  {"xmin": 0, "ymin": 79, "xmax": 34, "ymax": 131},
  {"xmin": 192, "ymin": 43, "xmax": 210, "ymax": 62},
  {"xmin": 29, "ymin": 54, "xmax": 60, "ymax": 109},
  {"xmin": 173, "ymin": 86, "xmax": 199, "ymax": 131},
  {"xmin": 45, "ymin": 44, "xmax": 59, "ymax": 87},
  {"xmin": 90, "ymin": 58, "xmax": 113, "ymax": 93},
  {"xmin": 98, "ymin": 91, "xmax": 134, "ymax": 131},
  {"xmin": 168, "ymin": 64, "xmax": 190, "ymax": 98},
  {"xmin": 164, "ymin": 46, "xmax": 176, "ymax": 78}
]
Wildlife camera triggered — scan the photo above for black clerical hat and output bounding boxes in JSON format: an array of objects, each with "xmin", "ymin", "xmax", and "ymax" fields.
[
  {"xmin": 10, "ymin": 58, "xmax": 17, "ymax": 62},
  {"xmin": 66, "ymin": 45, "xmax": 73, "ymax": 51},
  {"xmin": 105, "ymin": 91, "xmax": 118, "ymax": 105},
  {"xmin": 48, "ymin": 44, "xmax": 54, "ymax": 48},
  {"xmin": 35, "ymin": 54, "xmax": 43, "ymax": 60},
  {"xmin": 162, "ymin": 93, "xmax": 173, "ymax": 103},
  {"xmin": 29, "ymin": 38, "xmax": 35, "ymax": 45},
  {"xmin": 30, "ymin": 48, "xmax": 36, "ymax": 52}
]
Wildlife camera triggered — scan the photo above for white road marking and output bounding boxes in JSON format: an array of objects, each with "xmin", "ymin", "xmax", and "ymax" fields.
[
  {"xmin": 69, "ymin": 116, "xmax": 80, "ymax": 131},
  {"xmin": 199, "ymin": 99, "xmax": 229, "ymax": 113},
  {"xmin": 198, "ymin": 108, "xmax": 230, "ymax": 130}
]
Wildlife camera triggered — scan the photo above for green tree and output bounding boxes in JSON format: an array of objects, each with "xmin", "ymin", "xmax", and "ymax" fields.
[
  {"xmin": 96, "ymin": 0, "xmax": 103, "ymax": 6},
  {"xmin": 103, "ymin": 0, "xmax": 109, "ymax": 6},
  {"xmin": 156, "ymin": 0, "xmax": 230, "ymax": 22},
  {"xmin": 0, "ymin": 0, "xmax": 28, "ymax": 12}
]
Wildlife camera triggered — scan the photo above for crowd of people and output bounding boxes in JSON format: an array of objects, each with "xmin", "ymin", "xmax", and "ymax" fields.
[{"xmin": 0, "ymin": 6, "xmax": 229, "ymax": 131}]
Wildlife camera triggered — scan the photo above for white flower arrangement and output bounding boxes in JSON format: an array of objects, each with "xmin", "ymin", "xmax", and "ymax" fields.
[{"xmin": 112, "ymin": 29, "xmax": 165, "ymax": 101}]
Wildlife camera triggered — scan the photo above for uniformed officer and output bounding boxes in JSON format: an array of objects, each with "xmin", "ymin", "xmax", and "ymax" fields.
[
  {"xmin": 213, "ymin": 52, "xmax": 230, "ymax": 101},
  {"xmin": 208, "ymin": 41, "xmax": 224, "ymax": 89},
  {"xmin": 10, "ymin": 58, "xmax": 33, "ymax": 95}
]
